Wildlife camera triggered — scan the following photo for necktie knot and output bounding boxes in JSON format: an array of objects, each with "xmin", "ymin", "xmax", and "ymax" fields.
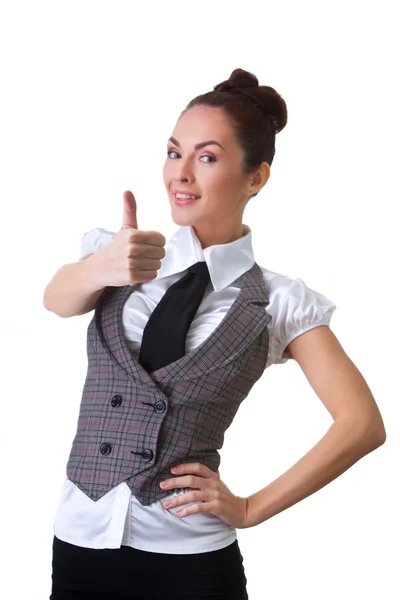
[{"xmin": 187, "ymin": 261, "xmax": 211, "ymax": 283}]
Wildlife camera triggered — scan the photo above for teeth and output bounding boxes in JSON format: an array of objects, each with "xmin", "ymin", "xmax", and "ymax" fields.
[{"xmin": 175, "ymin": 193, "xmax": 200, "ymax": 199}]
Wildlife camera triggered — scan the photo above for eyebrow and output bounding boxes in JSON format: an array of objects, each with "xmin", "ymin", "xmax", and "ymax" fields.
[{"xmin": 168, "ymin": 136, "xmax": 225, "ymax": 151}]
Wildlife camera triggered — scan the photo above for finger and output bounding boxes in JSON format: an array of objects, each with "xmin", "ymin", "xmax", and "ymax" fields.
[
  {"xmin": 163, "ymin": 489, "xmax": 205, "ymax": 510},
  {"xmin": 176, "ymin": 501, "xmax": 211, "ymax": 518},
  {"xmin": 160, "ymin": 475, "xmax": 203, "ymax": 490},
  {"xmin": 121, "ymin": 190, "xmax": 138, "ymax": 229},
  {"xmin": 171, "ymin": 462, "xmax": 214, "ymax": 477}
]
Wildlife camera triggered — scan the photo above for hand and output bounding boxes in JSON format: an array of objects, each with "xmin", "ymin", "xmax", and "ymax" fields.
[
  {"xmin": 92, "ymin": 190, "xmax": 167, "ymax": 288},
  {"xmin": 159, "ymin": 462, "xmax": 253, "ymax": 529}
]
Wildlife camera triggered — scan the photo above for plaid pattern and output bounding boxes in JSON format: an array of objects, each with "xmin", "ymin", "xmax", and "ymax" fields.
[{"xmin": 66, "ymin": 261, "xmax": 272, "ymax": 506}]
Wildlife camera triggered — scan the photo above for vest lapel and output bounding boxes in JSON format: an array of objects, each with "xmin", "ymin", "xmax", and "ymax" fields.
[{"xmin": 95, "ymin": 261, "xmax": 272, "ymax": 387}]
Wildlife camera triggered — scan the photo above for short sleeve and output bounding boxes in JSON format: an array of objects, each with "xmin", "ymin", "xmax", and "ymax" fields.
[
  {"xmin": 272, "ymin": 277, "xmax": 337, "ymax": 365},
  {"xmin": 78, "ymin": 227, "xmax": 118, "ymax": 260}
]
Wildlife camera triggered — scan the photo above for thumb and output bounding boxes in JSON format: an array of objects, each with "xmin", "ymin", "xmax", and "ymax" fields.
[{"xmin": 121, "ymin": 190, "xmax": 138, "ymax": 230}]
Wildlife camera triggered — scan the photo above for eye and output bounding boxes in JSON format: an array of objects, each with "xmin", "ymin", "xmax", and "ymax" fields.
[{"xmin": 167, "ymin": 150, "xmax": 216, "ymax": 163}]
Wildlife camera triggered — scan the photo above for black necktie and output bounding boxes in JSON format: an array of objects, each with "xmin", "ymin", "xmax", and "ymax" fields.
[{"xmin": 138, "ymin": 261, "xmax": 211, "ymax": 373}]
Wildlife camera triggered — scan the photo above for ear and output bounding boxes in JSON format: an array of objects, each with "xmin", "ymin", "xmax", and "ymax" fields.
[{"xmin": 247, "ymin": 162, "xmax": 271, "ymax": 197}]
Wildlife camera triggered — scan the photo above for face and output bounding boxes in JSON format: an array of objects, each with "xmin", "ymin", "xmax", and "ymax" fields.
[{"xmin": 163, "ymin": 105, "xmax": 269, "ymax": 248}]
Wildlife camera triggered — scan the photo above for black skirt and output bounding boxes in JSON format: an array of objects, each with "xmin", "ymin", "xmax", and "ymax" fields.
[{"xmin": 49, "ymin": 534, "xmax": 249, "ymax": 599}]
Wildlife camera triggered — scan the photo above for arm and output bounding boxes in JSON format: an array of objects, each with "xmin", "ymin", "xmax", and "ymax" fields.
[
  {"xmin": 43, "ymin": 253, "xmax": 106, "ymax": 318},
  {"xmin": 246, "ymin": 325, "xmax": 386, "ymax": 527}
]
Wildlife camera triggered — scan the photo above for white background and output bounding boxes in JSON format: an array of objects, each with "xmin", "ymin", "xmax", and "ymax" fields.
[{"xmin": 1, "ymin": 1, "xmax": 398, "ymax": 598}]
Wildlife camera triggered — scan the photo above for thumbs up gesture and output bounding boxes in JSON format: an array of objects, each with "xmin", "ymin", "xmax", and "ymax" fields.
[{"xmin": 95, "ymin": 191, "xmax": 166, "ymax": 287}]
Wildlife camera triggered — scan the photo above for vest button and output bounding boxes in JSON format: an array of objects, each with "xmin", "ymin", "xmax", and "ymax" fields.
[
  {"xmin": 142, "ymin": 449, "xmax": 154, "ymax": 462},
  {"xmin": 100, "ymin": 442, "xmax": 111, "ymax": 455},
  {"xmin": 111, "ymin": 394, "xmax": 122, "ymax": 407},
  {"xmin": 154, "ymin": 400, "xmax": 166, "ymax": 413}
]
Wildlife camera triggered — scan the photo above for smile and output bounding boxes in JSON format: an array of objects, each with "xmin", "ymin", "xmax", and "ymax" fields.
[{"xmin": 174, "ymin": 193, "xmax": 201, "ymax": 205}]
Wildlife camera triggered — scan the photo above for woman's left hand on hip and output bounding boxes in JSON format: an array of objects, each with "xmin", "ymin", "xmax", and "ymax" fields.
[{"xmin": 159, "ymin": 462, "xmax": 252, "ymax": 529}]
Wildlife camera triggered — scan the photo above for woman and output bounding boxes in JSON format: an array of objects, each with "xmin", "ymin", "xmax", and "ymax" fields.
[{"xmin": 45, "ymin": 68, "xmax": 386, "ymax": 599}]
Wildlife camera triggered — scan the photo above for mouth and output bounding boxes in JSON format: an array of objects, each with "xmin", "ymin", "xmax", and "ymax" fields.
[{"xmin": 173, "ymin": 192, "xmax": 202, "ymax": 206}]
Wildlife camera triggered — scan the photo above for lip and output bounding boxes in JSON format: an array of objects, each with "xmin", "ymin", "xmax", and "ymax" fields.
[
  {"xmin": 173, "ymin": 189, "xmax": 201, "ymax": 197},
  {"xmin": 173, "ymin": 190, "xmax": 202, "ymax": 206}
]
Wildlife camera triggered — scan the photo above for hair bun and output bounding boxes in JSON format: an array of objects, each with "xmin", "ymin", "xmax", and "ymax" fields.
[
  {"xmin": 214, "ymin": 68, "xmax": 259, "ymax": 93},
  {"xmin": 213, "ymin": 68, "xmax": 286, "ymax": 134},
  {"xmin": 184, "ymin": 68, "xmax": 288, "ymax": 173}
]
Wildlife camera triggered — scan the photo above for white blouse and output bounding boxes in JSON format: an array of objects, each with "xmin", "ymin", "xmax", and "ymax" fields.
[{"xmin": 53, "ymin": 224, "xmax": 337, "ymax": 553}]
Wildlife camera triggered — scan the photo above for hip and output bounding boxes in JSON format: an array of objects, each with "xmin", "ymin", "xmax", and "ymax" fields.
[{"xmin": 50, "ymin": 534, "xmax": 249, "ymax": 599}]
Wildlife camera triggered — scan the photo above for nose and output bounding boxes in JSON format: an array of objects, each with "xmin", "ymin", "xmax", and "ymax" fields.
[{"xmin": 174, "ymin": 160, "xmax": 193, "ymax": 183}]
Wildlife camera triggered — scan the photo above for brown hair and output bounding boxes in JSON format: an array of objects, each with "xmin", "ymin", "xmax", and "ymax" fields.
[{"xmin": 182, "ymin": 68, "xmax": 288, "ymax": 199}]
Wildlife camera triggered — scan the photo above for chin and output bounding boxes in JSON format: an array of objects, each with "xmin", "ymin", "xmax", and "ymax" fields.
[
  {"xmin": 171, "ymin": 213, "xmax": 195, "ymax": 227},
  {"xmin": 170, "ymin": 207, "xmax": 199, "ymax": 226}
]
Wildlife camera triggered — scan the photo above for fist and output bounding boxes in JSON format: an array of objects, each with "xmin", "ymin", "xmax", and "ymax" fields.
[{"xmin": 94, "ymin": 190, "xmax": 166, "ymax": 288}]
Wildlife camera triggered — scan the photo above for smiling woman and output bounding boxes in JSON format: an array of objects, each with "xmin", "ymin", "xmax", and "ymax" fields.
[
  {"xmin": 163, "ymin": 70, "xmax": 286, "ymax": 249},
  {"xmin": 46, "ymin": 67, "xmax": 385, "ymax": 600}
]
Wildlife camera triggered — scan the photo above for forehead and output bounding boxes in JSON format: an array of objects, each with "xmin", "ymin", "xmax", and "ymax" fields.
[{"xmin": 171, "ymin": 105, "xmax": 234, "ymax": 143}]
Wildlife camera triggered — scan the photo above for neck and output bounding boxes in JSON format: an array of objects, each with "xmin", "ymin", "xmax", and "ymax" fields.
[{"xmin": 192, "ymin": 222, "xmax": 245, "ymax": 249}]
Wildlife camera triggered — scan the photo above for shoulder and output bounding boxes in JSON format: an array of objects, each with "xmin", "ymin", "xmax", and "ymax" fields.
[{"xmin": 258, "ymin": 265, "xmax": 337, "ymax": 368}]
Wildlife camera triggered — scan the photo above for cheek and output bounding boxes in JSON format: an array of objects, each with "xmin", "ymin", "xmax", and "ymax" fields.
[
  {"xmin": 201, "ymin": 166, "xmax": 229, "ymax": 190},
  {"xmin": 163, "ymin": 162, "xmax": 172, "ymax": 186},
  {"xmin": 208, "ymin": 171, "xmax": 239, "ymax": 199}
]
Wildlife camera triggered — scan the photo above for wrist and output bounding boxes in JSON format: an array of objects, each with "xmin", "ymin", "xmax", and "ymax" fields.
[
  {"xmin": 245, "ymin": 493, "xmax": 266, "ymax": 528},
  {"xmin": 81, "ymin": 252, "xmax": 107, "ymax": 292}
]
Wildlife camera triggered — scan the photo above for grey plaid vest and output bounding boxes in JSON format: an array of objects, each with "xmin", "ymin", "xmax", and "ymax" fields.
[{"xmin": 66, "ymin": 260, "xmax": 272, "ymax": 506}]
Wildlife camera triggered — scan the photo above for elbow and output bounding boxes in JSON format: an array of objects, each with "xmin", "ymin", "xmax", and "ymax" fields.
[
  {"xmin": 361, "ymin": 412, "xmax": 387, "ymax": 448},
  {"xmin": 365, "ymin": 424, "xmax": 386, "ymax": 450},
  {"xmin": 336, "ymin": 413, "xmax": 387, "ymax": 452},
  {"xmin": 43, "ymin": 292, "xmax": 54, "ymax": 314},
  {"xmin": 361, "ymin": 420, "xmax": 386, "ymax": 451},
  {"xmin": 43, "ymin": 295, "xmax": 69, "ymax": 319},
  {"xmin": 43, "ymin": 287, "xmax": 55, "ymax": 313},
  {"xmin": 43, "ymin": 295, "xmax": 53, "ymax": 313},
  {"xmin": 371, "ymin": 423, "xmax": 387, "ymax": 447},
  {"xmin": 357, "ymin": 414, "xmax": 387, "ymax": 449}
]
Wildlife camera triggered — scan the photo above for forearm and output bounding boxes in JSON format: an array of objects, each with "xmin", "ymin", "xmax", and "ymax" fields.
[
  {"xmin": 43, "ymin": 254, "xmax": 106, "ymax": 318},
  {"xmin": 246, "ymin": 417, "xmax": 385, "ymax": 527}
]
